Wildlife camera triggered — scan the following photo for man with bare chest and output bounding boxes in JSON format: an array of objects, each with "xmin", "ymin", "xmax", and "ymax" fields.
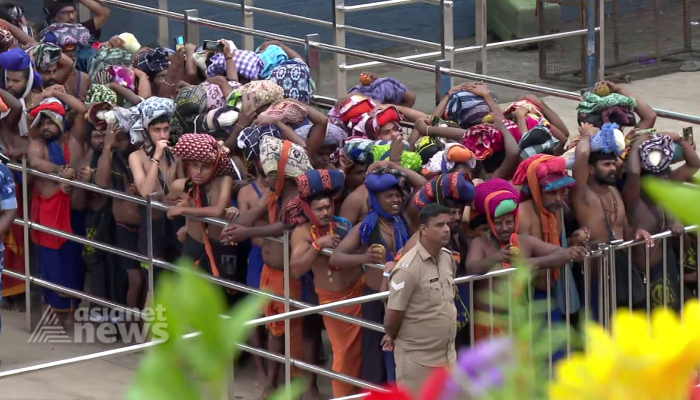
[
  {"xmin": 330, "ymin": 165, "xmax": 416, "ymax": 385},
  {"xmin": 621, "ymin": 131, "xmax": 700, "ymax": 310},
  {"xmin": 95, "ymin": 127, "xmax": 138, "ymax": 308},
  {"xmin": 290, "ymin": 169, "xmax": 361, "ymax": 398},
  {"xmin": 168, "ymin": 134, "xmax": 236, "ymax": 280},
  {"xmin": 570, "ymin": 123, "xmax": 653, "ymax": 313},
  {"xmin": 27, "ymin": 89, "xmax": 88, "ymax": 317},
  {"xmin": 466, "ymin": 179, "xmax": 586, "ymax": 342},
  {"xmin": 0, "ymin": 47, "xmax": 44, "ymax": 139},
  {"xmin": 221, "ymin": 136, "xmax": 318, "ymax": 399}
]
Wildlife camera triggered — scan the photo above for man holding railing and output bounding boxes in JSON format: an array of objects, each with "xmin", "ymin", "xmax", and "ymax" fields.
[{"xmin": 27, "ymin": 85, "xmax": 88, "ymax": 321}]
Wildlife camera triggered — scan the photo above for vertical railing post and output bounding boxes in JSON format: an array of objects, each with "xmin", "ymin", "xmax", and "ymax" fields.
[
  {"xmin": 146, "ymin": 194, "xmax": 155, "ymax": 303},
  {"xmin": 333, "ymin": 0, "xmax": 347, "ymax": 99},
  {"xmin": 440, "ymin": 0, "xmax": 454, "ymax": 89},
  {"xmin": 283, "ymin": 230, "xmax": 292, "ymax": 396},
  {"xmin": 305, "ymin": 34, "xmax": 322, "ymax": 96},
  {"xmin": 597, "ymin": 0, "xmax": 605, "ymax": 80},
  {"xmin": 585, "ymin": 0, "xmax": 597, "ymax": 88},
  {"xmin": 434, "ymin": 59, "xmax": 451, "ymax": 106},
  {"xmin": 21, "ymin": 158, "xmax": 31, "ymax": 332},
  {"xmin": 242, "ymin": 0, "xmax": 255, "ymax": 51},
  {"xmin": 158, "ymin": 0, "xmax": 170, "ymax": 47},
  {"xmin": 184, "ymin": 9, "xmax": 200, "ymax": 46},
  {"xmin": 475, "ymin": 0, "xmax": 488, "ymax": 75}
]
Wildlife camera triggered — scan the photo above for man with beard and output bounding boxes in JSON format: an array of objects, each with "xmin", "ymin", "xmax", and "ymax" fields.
[
  {"xmin": 0, "ymin": 47, "xmax": 44, "ymax": 139},
  {"xmin": 570, "ymin": 123, "xmax": 654, "ymax": 314},
  {"xmin": 289, "ymin": 169, "xmax": 361, "ymax": 398},
  {"xmin": 621, "ymin": 132, "xmax": 700, "ymax": 310},
  {"xmin": 330, "ymin": 165, "xmax": 418, "ymax": 385},
  {"xmin": 95, "ymin": 126, "xmax": 138, "ymax": 309},
  {"xmin": 466, "ymin": 178, "xmax": 587, "ymax": 341},
  {"xmin": 43, "ymin": 0, "xmax": 111, "ymax": 41},
  {"xmin": 27, "ymin": 90, "xmax": 88, "ymax": 319},
  {"xmin": 37, "ymin": 23, "xmax": 92, "ymax": 101}
]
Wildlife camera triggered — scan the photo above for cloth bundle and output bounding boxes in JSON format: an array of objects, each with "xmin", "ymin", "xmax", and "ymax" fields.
[
  {"xmin": 200, "ymin": 81, "xmax": 241, "ymax": 111},
  {"xmin": 171, "ymin": 133, "xmax": 235, "ymax": 178},
  {"xmin": 640, "ymin": 134, "xmax": 675, "ymax": 173},
  {"xmin": 423, "ymin": 143, "xmax": 475, "ymax": 177},
  {"xmin": 235, "ymin": 80, "xmax": 284, "ymax": 111},
  {"xmin": 38, "ymin": 23, "xmax": 90, "ymax": 48},
  {"xmin": 238, "ymin": 124, "xmax": 282, "ymax": 162},
  {"xmin": 577, "ymin": 92, "xmax": 637, "ymax": 114},
  {"xmin": 578, "ymin": 105, "xmax": 637, "ymax": 128},
  {"xmin": 28, "ymin": 43, "xmax": 62, "ymax": 70},
  {"xmin": 105, "ymin": 96, "xmax": 175, "ymax": 144},
  {"xmin": 414, "ymin": 172, "xmax": 476, "ymax": 210},
  {"xmin": 519, "ymin": 118, "xmax": 560, "ymax": 160},
  {"xmin": 590, "ymin": 122, "xmax": 625, "ymax": 155},
  {"xmin": 504, "ymin": 99, "xmax": 544, "ymax": 119},
  {"xmin": 170, "ymin": 85, "xmax": 208, "ymax": 142},
  {"xmin": 88, "ymin": 48, "xmax": 133, "ymax": 83},
  {"xmin": 297, "ymin": 169, "xmax": 345, "ymax": 201},
  {"xmin": 85, "ymin": 84, "xmax": 117, "ymax": 106},
  {"xmin": 294, "ymin": 123, "xmax": 347, "ymax": 147},
  {"xmin": 348, "ymin": 77, "xmax": 407, "ymax": 105},
  {"xmin": 256, "ymin": 45, "xmax": 289, "ymax": 79},
  {"xmin": 342, "ymin": 138, "xmax": 376, "ymax": 166},
  {"xmin": 29, "ymin": 97, "xmax": 66, "ymax": 132},
  {"xmin": 267, "ymin": 58, "xmax": 314, "ymax": 104},
  {"xmin": 259, "ymin": 100, "xmax": 308, "ymax": 126},
  {"xmin": 135, "ymin": 47, "xmax": 171, "ymax": 77},
  {"xmin": 462, "ymin": 119, "xmax": 522, "ymax": 160},
  {"xmin": 415, "ymin": 135, "xmax": 445, "ymax": 165},
  {"xmin": 446, "ymin": 90, "xmax": 496, "ymax": 128},
  {"xmin": 369, "ymin": 141, "xmax": 421, "ymax": 172}
]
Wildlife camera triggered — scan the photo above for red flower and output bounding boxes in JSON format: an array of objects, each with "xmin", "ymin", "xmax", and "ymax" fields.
[
  {"xmin": 418, "ymin": 367, "xmax": 450, "ymax": 400},
  {"xmin": 365, "ymin": 384, "xmax": 414, "ymax": 400}
]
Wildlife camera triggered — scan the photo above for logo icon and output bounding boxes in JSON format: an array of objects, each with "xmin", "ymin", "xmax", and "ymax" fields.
[{"xmin": 28, "ymin": 307, "xmax": 72, "ymax": 344}]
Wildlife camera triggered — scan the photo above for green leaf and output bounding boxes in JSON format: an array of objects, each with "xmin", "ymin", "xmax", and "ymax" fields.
[{"xmin": 642, "ymin": 176, "xmax": 700, "ymax": 225}]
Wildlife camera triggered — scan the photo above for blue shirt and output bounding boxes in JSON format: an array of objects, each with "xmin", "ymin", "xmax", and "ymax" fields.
[{"xmin": 0, "ymin": 163, "xmax": 17, "ymax": 253}]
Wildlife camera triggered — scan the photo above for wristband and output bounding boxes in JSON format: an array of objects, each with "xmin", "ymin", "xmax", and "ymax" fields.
[
  {"xmin": 311, "ymin": 241, "xmax": 322, "ymax": 252},
  {"xmin": 383, "ymin": 271, "xmax": 391, "ymax": 278},
  {"xmin": 150, "ymin": 157, "xmax": 160, "ymax": 164}
]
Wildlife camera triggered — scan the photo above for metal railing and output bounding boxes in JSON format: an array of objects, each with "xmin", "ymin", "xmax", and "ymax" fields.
[{"xmin": 3, "ymin": 156, "xmax": 700, "ymax": 399}]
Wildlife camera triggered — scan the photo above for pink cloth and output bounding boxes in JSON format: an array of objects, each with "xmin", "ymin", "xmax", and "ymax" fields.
[{"xmin": 462, "ymin": 119, "xmax": 522, "ymax": 160}]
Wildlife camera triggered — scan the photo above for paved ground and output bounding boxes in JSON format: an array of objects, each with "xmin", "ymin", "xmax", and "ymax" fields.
[{"xmin": 2, "ymin": 47, "xmax": 700, "ymax": 399}]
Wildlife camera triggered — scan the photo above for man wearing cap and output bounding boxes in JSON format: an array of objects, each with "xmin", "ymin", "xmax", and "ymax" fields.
[
  {"xmin": 289, "ymin": 169, "xmax": 361, "ymax": 398},
  {"xmin": 44, "ymin": 0, "xmax": 111, "ymax": 42},
  {"xmin": 27, "ymin": 87, "xmax": 88, "ymax": 319}
]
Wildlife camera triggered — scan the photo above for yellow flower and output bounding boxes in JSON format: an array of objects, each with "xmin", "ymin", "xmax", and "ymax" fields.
[{"xmin": 549, "ymin": 300, "xmax": 700, "ymax": 400}]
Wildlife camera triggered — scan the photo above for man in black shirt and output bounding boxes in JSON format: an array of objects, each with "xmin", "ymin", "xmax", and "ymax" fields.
[{"xmin": 44, "ymin": 0, "xmax": 111, "ymax": 41}]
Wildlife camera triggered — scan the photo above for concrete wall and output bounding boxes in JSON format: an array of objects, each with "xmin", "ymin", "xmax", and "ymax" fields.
[{"xmin": 21, "ymin": 0, "xmax": 476, "ymax": 53}]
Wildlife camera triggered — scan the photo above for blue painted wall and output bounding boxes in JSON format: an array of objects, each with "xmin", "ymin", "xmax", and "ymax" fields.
[{"xmin": 22, "ymin": 0, "xmax": 476, "ymax": 53}]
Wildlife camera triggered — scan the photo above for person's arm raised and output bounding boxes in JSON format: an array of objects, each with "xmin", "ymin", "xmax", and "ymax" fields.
[
  {"xmin": 570, "ymin": 123, "xmax": 598, "ymax": 209},
  {"xmin": 78, "ymin": 0, "xmax": 112, "ymax": 29}
]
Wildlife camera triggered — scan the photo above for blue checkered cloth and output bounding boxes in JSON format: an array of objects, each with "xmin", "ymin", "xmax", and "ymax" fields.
[{"xmin": 234, "ymin": 50, "xmax": 264, "ymax": 80}]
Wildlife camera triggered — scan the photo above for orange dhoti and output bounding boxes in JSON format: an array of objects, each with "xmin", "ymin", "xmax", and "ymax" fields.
[
  {"xmin": 260, "ymin": 264, "xmax": 303, "ymax": 376},
  {"xmin": 315, "ymin": 277, "xmax": 364, "ymax": 398}
]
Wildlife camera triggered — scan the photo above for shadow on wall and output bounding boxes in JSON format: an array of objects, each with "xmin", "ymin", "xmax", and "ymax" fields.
[{"xmin": 23, "ymin": 0, "xmax": 476, "ymax": 53}]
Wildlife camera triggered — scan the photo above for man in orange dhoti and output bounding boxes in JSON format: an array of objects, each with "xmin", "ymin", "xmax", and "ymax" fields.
[{"xmin": 290, "ymin": 169, "xmax": 363, "ymax": 398}]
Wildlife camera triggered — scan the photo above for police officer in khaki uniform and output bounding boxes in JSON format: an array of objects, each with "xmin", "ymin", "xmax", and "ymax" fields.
[{"xmin": 384, "ymin": 204, "xmax": 457, "ymax": 391}]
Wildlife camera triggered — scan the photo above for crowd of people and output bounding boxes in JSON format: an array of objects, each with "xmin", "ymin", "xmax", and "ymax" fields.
[{"xmin": 0, "ymin": 0, "xmax": 698, "ymax": 398}]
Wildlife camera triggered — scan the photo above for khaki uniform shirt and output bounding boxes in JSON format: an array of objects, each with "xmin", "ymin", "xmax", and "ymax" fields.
[{"xmin": 387, "ymin": 241, "xmax": 457, "ymax": 367}]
